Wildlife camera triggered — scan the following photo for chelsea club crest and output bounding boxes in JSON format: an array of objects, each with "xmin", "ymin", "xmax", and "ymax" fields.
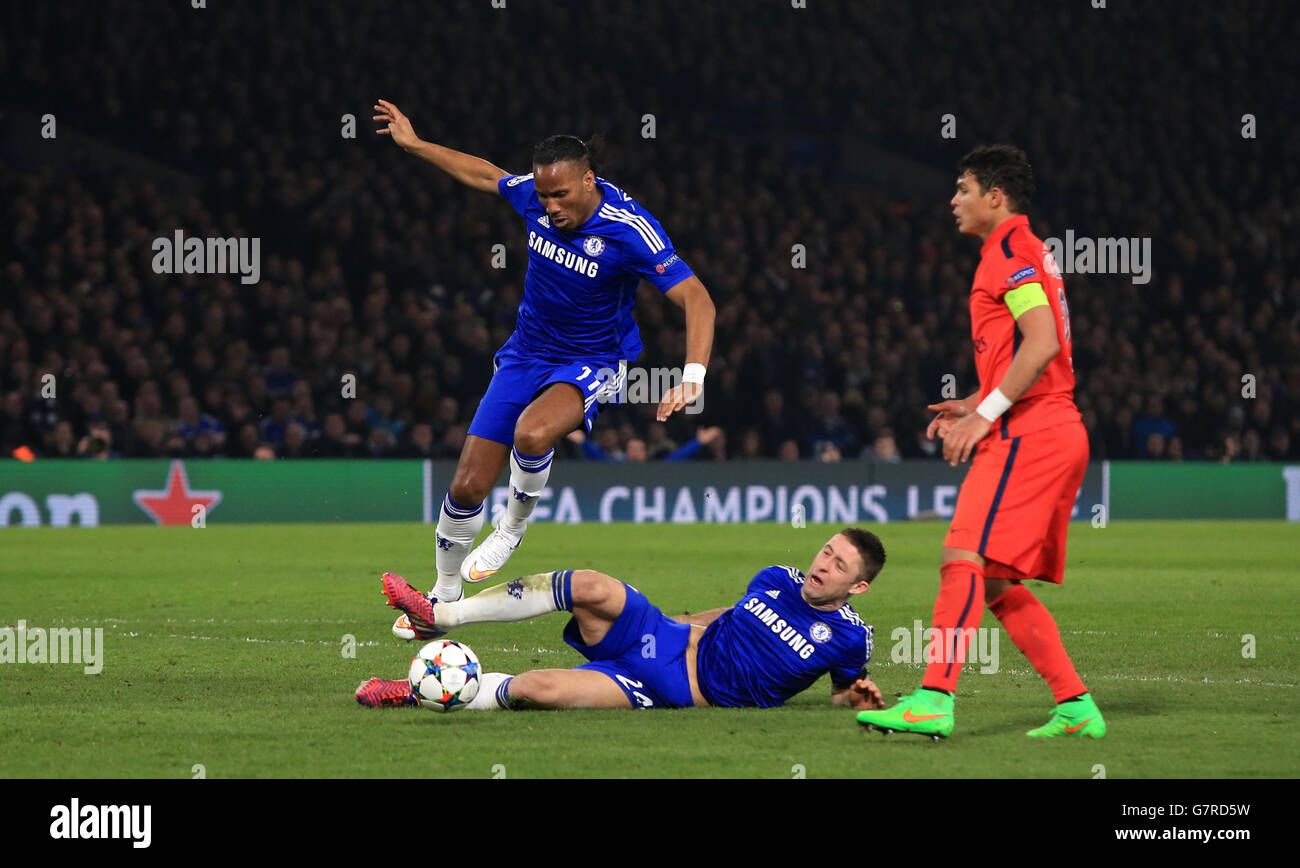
[
  {"xmin": 810, "ymin": 622, "xmax": 833, "ymax": 644},
  {"xmin": 583, "ymin": 236, "xmax": 606, "ymax": 256}
]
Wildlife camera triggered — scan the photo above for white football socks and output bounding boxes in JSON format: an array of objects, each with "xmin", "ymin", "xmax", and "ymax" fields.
[
  {"xmin": 433, "ymin": 571, "xmax": 574, "ymax": 629},
  {"xmin": 433, "ymin": 494, "xmax": 485, "ymax": 602},
  {"xmin": 499, "ymin": 448, "xmax": 553, "ymax": 536},
  {"xmin": 466, "ymin": 672, "xmax": 518, "ymax": 711}
]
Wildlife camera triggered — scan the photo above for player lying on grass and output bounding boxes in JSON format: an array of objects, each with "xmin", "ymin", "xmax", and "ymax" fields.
[{"xmin": 356, "ymin": 529, "xmax": 887, "ymax": 711}]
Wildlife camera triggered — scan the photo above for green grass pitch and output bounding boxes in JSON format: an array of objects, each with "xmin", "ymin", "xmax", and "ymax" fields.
[{"xmin": 1, "ymin": 520, "xmax": 1296, "ymax": 778}]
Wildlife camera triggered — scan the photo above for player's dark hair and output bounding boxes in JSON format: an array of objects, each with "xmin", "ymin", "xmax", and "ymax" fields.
[
  {"xmin": 956, "ymin": 145, "xmax": 1035, "ymax": 213},
  {"xmin": 533, "ymin": 133, "xmax": 604, "ymax": 175},
  {"xmin": 839, "ymin": 527, "xmax": 886, "ymax": 584}
]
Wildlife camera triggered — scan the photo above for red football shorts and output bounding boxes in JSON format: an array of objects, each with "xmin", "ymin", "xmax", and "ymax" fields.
[{"xmin": 944, "ymin": 420, "xmax": 1089, "ymax": 583}]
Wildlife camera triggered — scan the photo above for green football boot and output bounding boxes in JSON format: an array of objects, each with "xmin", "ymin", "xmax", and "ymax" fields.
[
  {"xmin": 1026, "ymin": 693, "xmax": 1106, "ymax": 738},
  {"xmin": 856, "ymin": 687, "xmax": 954, "ymax": 740}
]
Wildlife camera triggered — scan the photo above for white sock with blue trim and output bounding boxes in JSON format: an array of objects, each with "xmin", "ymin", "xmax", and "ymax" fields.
[
  {"xmin": 433, "ymin": 570, "xmax": 574, "ymax": 629},
  {"xmin": 433, "ymin": 494, "xmax": 485, "ymax": 602},
  {"xmin": 466, "ymin": 673, "xmax": 518, "ymax": 711},
  {"xmin": 500, "ymin": 448, "xmax": 553, "ymax": 536}
]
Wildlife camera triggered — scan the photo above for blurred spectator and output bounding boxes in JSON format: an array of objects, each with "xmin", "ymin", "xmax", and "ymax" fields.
[
  {"xmin": 176, "ymin": 396, "xmax": 226, "ymax": 449},
  {"xmin": 807, "ymin": 392, "xmax": 858, "ymax": 460},
  {"xmin": 1241, "ymin": 429, "xmax": 1265, "ymax": 462},
  {"xmin": 278, "ymin": 423, "xmax": 310, "ymax": 459},
  {"xmin": 398, "ymin": 422, "xmax": 436, "ymax": 459},
  {"xmin": 1133, "ymin": 397, "xmax": 1177, "ymax": 459},
  {"xmin": 863, "ymin": 429, "xmax": 902, "ymax": 464},
  {"xmin": 47, "ymin": 420, "xmax": 77, "ymax": 458},
  {"xmin": 434, "ymin": 424, "xmax": 469, "ymax": 460},
  {"xmin": 1269, "ymin": 428, "xmax": 1292, "ymax": 460},
  {"xmin": 77, "ymin": 418, "xmax": 115, "ymax": 460},
  {"xmin": 568, "ymin": 426, "xmax": 724, "ymax": 461},
  {"xmin": 1145, "ymin": 431, "xmax": 1167, "ymax": 461},
  {"xmin": 318, "ymin": 413, "xmax": 361, "ymax": 458}
]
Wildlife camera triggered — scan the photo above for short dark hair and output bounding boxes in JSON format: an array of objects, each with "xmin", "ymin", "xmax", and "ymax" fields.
[
  {"xmin": 839, "ymin": 527, "xmax": 886, "ymax": 584},
  {"xmin": 956, "ymin": 145, "xmax": 1035, "ymax": 213},
  {"xmin": 533, "ymin": 134, "xmax": 604, "ymax": 175}
]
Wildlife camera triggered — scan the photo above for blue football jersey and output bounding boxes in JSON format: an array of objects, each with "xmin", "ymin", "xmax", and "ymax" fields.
[
  {"xmin": 497, "ymin": 173, "xmax": 695, "ymax": 363},
  {"xmin": 695, "ymin": 566, "xmax": 873, "ymax": 708}
]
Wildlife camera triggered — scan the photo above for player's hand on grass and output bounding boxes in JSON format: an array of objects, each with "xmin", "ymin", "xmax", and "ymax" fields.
[
  {"xmin": 373, "ymin": 99, "xmax": 422, "ymax": 151},
  {"xmin": 925, "ymin": 399, "xmax": 971, "ymax": 440},
  {"xmin": 941, "ymin": 412, "xmax": 992, "ymax": 466},
  {"xmin": 656, "ymin": 382, "xmax": 702, "ymax": 422},
  {"xmin": 847, "ymin": 678, "xmax": 885, "ymax": 710}
]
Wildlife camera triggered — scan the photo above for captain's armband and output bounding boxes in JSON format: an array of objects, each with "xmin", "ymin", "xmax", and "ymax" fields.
[{"xmin": 1004, "ymin": 282, "xmax": 1050, "ymax": 319}]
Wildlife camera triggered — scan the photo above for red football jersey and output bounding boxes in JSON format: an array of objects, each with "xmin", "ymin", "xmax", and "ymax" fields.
[{"xmin": 969, "ymin": 214, "xmax": 1081, "ymax": 438}]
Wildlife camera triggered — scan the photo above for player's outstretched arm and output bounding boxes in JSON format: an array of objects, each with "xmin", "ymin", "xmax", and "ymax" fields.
[
  {"xmin": 831, "ymin": 677, "xmax": 884, "ymax": 710},
  {"xmin": 657, "ymin": 276, "xmax": 716, "ymax": 421},
  {"xmin": 373, "ymin": 99, "xmax": 509, "ymax": 194}
]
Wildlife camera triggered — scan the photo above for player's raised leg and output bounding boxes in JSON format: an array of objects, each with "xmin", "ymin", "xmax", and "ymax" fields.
[
  {"xmin": 461, "ymin": 382, "xmax": 585, "ymax": 583},
  {"xmin": 384, "ymin": 568, "xmax": 626, "ymax": 640},
  {"xmin": 429, "ymin": 435, "xmax": 510, "ymax": 604},
  {"xmin": 453, "ymin": 572, "xmax": 630, "ymax": 709},
  {"xmin": 370, "ymin": 569, "xmax": 632, "ymax": 711}
]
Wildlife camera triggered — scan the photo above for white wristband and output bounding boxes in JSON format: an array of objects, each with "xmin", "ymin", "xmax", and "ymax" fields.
[
  {"xmin": 975, "ymin": 388, "xmax": 1013, "ymax": 422},
  {"xmin": 683, "ymin": 363, "xmax": 706, "ymax": 385}
]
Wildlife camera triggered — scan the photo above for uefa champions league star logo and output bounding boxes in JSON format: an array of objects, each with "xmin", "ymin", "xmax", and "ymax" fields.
[
  {"xmin": 133, "ymin": 460, "xmax": 222, "ymax": 526},
  {"xmin": 583, "ymin": 236, "xmax": 605, "ymax": 257},
  {"xmin": 810, "ymin": 622, "xmax": 833, "ymax": 644}
]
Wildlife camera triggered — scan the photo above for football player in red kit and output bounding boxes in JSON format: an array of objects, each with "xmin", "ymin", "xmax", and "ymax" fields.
[{"xmin": 856, "ymin": 145, "xmax": 1104, "ymax": 739}]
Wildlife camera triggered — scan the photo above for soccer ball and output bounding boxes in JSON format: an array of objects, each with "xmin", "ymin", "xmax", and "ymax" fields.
[{"xmin": 408, "ymin": 639, "xmax": 481, "ymax": 712}]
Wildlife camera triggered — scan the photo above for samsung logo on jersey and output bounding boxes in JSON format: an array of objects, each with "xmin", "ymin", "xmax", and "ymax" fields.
[
  {"xmin": 528, "ymin": 231, "xmax": 600, "ymax": 278},
  {"xmin": 743, "ymin": 597, "xmax": 816, "ymax": 660}
]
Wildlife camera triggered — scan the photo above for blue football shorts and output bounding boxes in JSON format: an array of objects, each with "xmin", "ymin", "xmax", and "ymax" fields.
[
  {"xmin": 467, "ymin": 349, "xmax": 627, "ymax": 446},
  {"xmin": 563, "ymin": 583, "xmax": 695, "ymax": 709}
]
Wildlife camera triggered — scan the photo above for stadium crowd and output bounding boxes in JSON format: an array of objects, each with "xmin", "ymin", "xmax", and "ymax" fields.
[{"xmin": 1, "ymin": 0, "xmax": 1295, "ymax": 463}]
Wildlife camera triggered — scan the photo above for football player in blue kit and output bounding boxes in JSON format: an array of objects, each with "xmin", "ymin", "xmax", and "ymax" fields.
[
  {"xmin": 356, "ymin": 529, "xmax": 887, "ymax": 712},
  {"xmin": 374, "ymin": 100, "xmax": 716, "ymax": 613}
]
